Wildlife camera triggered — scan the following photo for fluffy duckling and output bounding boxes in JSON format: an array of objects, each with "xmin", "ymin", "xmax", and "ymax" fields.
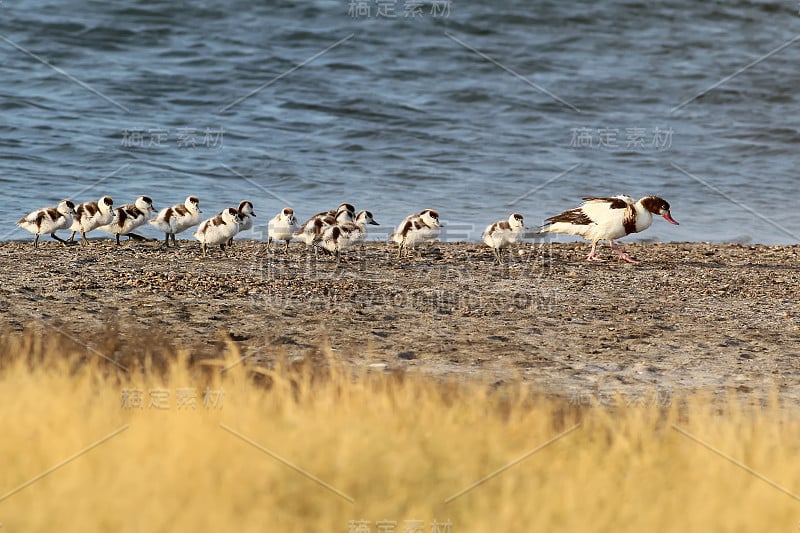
[
  {"xmin": 267, "ymin": 207, "xmax": 299, "ymax": 252},
  {"xmin": 17, "ymin": 199, "xmax": 77, "ymax": 248},
  {"xmin": 68, "ymin": 196, "xmax": 115, "ymax": 245},
  {"xmin": 390, "ymin": 209, "xmax": 441, "ymax": 259},
  {"xmin": 483, "ymin": 213, "xmax": 526, "ymax": 263},
  {"xmin": 321, "ymin": 210, "xmax": 379, "ymax": 260},
  {"xmin": 149, "ymin": 195, "xmax": 202, "ymax": 247},
  {"xmin": 194, "ymin": 207, "xmax": 242, "ymax": 257},
  {"xmin": 101, "ymin": 196, "xmax": 156, "ymax": 245},
  {"xmin": 228, "ymin": 200, "xmax": 256, "ymax": 246}
]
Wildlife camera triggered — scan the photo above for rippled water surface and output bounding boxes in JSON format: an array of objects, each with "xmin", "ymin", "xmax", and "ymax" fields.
[{"xmin": 2, "ymin": 0, "xmax": 800, "ymax": 243}]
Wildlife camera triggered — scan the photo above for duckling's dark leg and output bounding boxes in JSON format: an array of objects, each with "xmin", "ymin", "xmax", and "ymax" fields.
[{"xmin": 51, "ymin": 233, "xmax": 70, "ymax": 246}]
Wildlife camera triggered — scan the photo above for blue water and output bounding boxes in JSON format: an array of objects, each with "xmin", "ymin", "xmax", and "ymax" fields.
[{"xmin": 2, "ymin": 0, "xmax": 800, "ymax": 244}]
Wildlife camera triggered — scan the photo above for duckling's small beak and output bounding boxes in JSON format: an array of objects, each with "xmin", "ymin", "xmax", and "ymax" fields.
[{"xmin": 369, "ymin": 220, "xmax": 379, "ymax": 225}]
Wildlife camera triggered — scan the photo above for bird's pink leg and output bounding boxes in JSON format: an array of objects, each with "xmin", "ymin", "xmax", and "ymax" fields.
[
  {"xmin": 586, "ymin": 241, "xmax": 604, "ymax": 262},
  {"xmin": 609, "ymin": 240, "xmax": 638, "ymax": 264}
]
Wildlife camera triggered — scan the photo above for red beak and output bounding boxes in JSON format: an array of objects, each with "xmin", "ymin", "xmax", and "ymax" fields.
[{"xmin": 663, "ymin": 212, "xmax": 679, "ymax": 225}]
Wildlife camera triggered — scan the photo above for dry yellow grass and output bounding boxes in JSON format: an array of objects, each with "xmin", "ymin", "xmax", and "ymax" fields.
[{"xmin": 0, "ymin": 332, "xmax": 799, "ymax": 532}]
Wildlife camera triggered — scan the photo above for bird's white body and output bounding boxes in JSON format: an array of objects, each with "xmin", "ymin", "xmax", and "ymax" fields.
[
  {"xmin": 319, "ymin": 203, "xmax": 355, "ymax": 223},
  {"xmin": 483, "ymin": 213, "xmax": 526, "ymax": 263},
  {"xmin": 150, "ymin": 196, "xmax": 202, "ymax": 246},
  {"xmin": 69, "ymin": 196, "xmax": 115, "ymax": 244},
  {"xmin": 227, "ymin": 200, "xmax": 256, "ymax": 246},
  {"xmin": 294, "ymin": 208, "xmax": 352, "ymax": 247},
  {"xmin": 391, "ymin": 209, "xmax": 441, "ymax": 256},
  {"xmin": 194, "ymin": 208, "xmax": 242, "ymax": 256},
  {"xmin": 321, "ymin": 210, "xmax": 379, "ymax": 257},
  {"xmin": 236, "ymin": 200, "xmax": 256, "ymax": 233},
  {"xmin": 543, "ymin": 195, "xmax": 679, "ymax": 263},
  {"xmin": 268, "ymin": 207, "xmax": 299, "ymax": 249},
  {"xmin": 101, "ymin": 196, "xmax": 156, "ymax": 244},
  {"xmin": 545, "ymin": 196, "xmax": 642, "ymax": 242},
  {"xmin": 17, "ymin": 199, "xmax": 77, "ymax": 247}
]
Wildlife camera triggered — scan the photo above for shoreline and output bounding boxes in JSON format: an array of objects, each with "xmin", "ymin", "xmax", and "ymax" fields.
[{"xmin": 1, "ymin": 239, "xmax": 799, "ymax": 400}]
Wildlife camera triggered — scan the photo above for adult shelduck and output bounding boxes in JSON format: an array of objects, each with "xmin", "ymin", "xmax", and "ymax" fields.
[{"xmin": 542, "ymin": 195, "xmax": 678, "ymax": 263}]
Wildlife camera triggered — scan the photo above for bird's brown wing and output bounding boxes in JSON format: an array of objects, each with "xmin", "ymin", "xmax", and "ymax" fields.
[
  {"xmin": 545, "ymin": 208, "xmax": 593, "ymax": 226},
  {"xmin": 582, "ymin": 197, "xmax": 630, "ymax": 209}
]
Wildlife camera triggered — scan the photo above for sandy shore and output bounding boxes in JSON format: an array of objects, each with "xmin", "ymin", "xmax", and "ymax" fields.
[{"xmin": 2, "ymin": 238, "xmax": 799, "ymax": 401}]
